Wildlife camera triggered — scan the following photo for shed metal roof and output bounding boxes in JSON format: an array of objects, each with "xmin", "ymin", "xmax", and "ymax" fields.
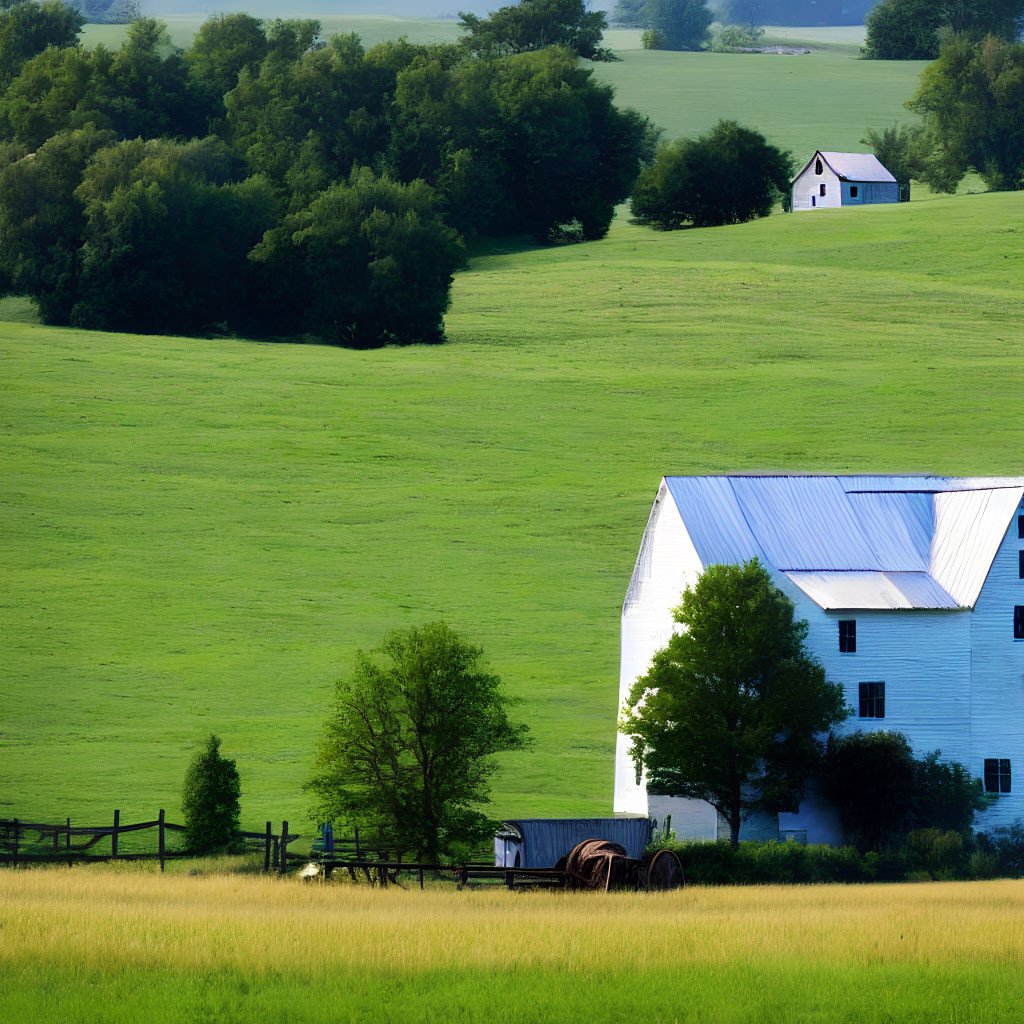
[
  {"xmin": 820, "ymin": 152, "xmax": 897, "ymax": 183},
  {"xmin": 662, "ymin": 475, "xmax": 1024, "ymax": 610}
]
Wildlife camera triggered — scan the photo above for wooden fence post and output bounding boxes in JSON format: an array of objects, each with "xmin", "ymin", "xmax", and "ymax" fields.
[
  {"xmin": 12, "ymin": 818, "xmax": 18, "ymax": 868},
  {"xmin": 279, "ymin": 821, "xmax": 289, "ymax": 875},
  {"xmin": 112, "ymin": 809, "xmax": 119, "ymax": 859},
  {"xmin": 419, "ymin": 866, "xmax": 424, "ymax": 890},
  {"xmin": 264, "ymin": 821, "xmax": 272, "ymax": 873},
  {"xmin": 354, "ymin": 825, "xmax": 360, "ymax": 860},
  {"xmin": 66, "ymin": 817, "xmax": 71, "ymax": 852},
  {"xmin": 158, "ymin": 809, "xmax": 165, "ymax": 873}
]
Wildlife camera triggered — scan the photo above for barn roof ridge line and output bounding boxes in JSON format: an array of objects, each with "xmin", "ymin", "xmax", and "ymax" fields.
[{"xmin": 656, "ymin": 474, "xmax": 1024, "ymax": 611}]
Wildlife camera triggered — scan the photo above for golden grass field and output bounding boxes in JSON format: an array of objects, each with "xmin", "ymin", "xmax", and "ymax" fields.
[{"xmin": 3, "ymin": 867, "xmax": 1024, "ymax": 1022}]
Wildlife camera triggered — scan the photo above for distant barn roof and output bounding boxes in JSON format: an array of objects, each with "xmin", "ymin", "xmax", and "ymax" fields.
[
  {"xmin": 819, "ymin": 152, "xmax": 897, "ymax": 182},
  {"xmin": 794, "ymin": 151, "xmax": 897, "ymax": 183},
  {"xmin": 662, "ymin": 475, "xmax": 1024, "ymax": 611}
]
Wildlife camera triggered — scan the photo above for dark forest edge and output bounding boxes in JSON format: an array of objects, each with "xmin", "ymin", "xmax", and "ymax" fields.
[{"xmin": 0, "ymin": 2, "xmax": 657, "ymax": 346}]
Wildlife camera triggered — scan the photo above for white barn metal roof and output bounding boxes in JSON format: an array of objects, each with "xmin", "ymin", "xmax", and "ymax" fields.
[
  {"xmin": 663, "ymin": 475, "xmax": 1024, "ymax": 610},
  {"xmin": 794, "ymin": 151, "xmax": 897, "ymax": 183}
]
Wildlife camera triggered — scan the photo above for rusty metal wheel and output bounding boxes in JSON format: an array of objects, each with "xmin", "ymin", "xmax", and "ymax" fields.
[{"xmin": 646, "ymin": 849, "xmax": 685, "ymax": 891}]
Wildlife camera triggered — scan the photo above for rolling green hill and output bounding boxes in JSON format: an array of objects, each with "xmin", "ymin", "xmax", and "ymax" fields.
[{"xmin": 3, "ymin": 193, "xmax": 1022, "ymax": 829}]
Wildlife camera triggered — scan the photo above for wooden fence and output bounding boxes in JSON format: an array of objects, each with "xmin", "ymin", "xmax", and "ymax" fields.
[{"xmin": 0, "ymin": 812, "xmax": 302, "ymax": 873}]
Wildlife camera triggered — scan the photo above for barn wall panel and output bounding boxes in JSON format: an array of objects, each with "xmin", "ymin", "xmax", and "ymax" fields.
[
  {"xmin": 971, "ymin": 506, "xmax": 1024, "ymax": 830},
  {"xmin": 614, "ymin": 482, "xmax": 704, "ymax": 814}
]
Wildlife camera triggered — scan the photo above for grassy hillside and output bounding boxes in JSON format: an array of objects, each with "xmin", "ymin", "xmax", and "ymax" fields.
[
  {"xmin": 590, "ymin": 46, "xmax": 924, "ymax": 158},
  {"xmin": 2, "ymin": 193, "xmax": 1022, "ymax": 827}
]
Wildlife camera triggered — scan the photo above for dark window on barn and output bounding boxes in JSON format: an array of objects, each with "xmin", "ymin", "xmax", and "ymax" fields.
[
  {"xmin": 985, "ymin": 759, "xmax": 1011, "ymax": 794},
  {"xmin": 1019, "ymin": 551, "xmax": 1024, "ymax": 579},
  {"xmin": 850, "ymin": 185, "xmax": 859, "ymax": 198},
  {"xmin": 820, "ymin": 184, "xmax": 827, "ymax": 197},
  {"xmin": 839, "ymin": 619, "xmax": 856, "ymax": 652},
  {"xmin": 815, "ymin": 158, "xmax": 823, "ymax": 174},
  {"xmin": 1015, "ymin": 606, "xmax": 1024, "ymax": 639},
  {"xmin": 1019, "ymin": 514, "xmax": 1024, "ymax": 539},
  {"xmin": 859, "ymin": 682, "xmax": 884, "ymax": 719}
]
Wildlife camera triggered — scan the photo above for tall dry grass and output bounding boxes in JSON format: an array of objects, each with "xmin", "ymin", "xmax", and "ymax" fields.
[
  {"xmin": 4, "ymin": 866, "xmax": 1024, "ymax": 975},
  {"xmin": 5, "ymin": 867, "xmax": 1024, "ymax": 1021}
]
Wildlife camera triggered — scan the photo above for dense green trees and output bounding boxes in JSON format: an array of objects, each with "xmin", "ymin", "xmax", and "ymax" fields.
[
  {"xmin": 0, "ymin": 8, "xmax": 653, "ymax": 344},
  {"xmin": 631, "ymin": 119, "xmax": 791, "ymax": 229},
  {"xmin": 619, "ymin": 560, "xmax": 848, "ymax": 847},
  {"xmin": 864, "ymin": 0, "xmax": 1024, "ymax": 60},
  {"xmin": 459, "ymin": 0, "xmax": 616, "ymax": 61},
  {"xmin": 860, "ymin": 122, "xmax": 926, "ymax": 188},
  {"xmin": 0, "ymin": 0, "xmax": 82, "ymax": 88},
  {"xmin": 821, "ymin": 731, "xmax": 986, "ymax": 851},
  {"xmin": 909, "ymin": 33, "xmax": 1024, "ymax": 191},
  {"xmin": 307, "ymin": 623, "xmax": 530, "ymax": 863},
  {"xmin": 251, "ymin": 169, "xmax": 463, "ymax": 347}
]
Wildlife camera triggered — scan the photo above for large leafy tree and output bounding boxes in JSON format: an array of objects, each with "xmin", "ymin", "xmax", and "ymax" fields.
[
  {"xmin": 0, "ymin": 124, "xmax": 115, "ymax": 322},
  {"xmin": 459, "ymin": 0, "xmax": 616, "ymax": 61},
  {"xmin": 307, "ymin": 623, "xmax": 530, "ymax": 863},
  {"xmin": 631, "ymin": 119, "xmax": 791, "ymax": 229},
  {"xmin": 70, "ymin": 136, "xmax": 278, "ymax": 334},
  {"xmin": 249, "ymin": 167, "xmax": 464, "ymax": 347},
  {"xmin": 821, "ymin": 731, "xmax": 986, "ymax": 850},
  {"xmin": 909, "ymin": 33, "xmax": 1024, "ymax": 191},
  {"xmin": 620, "ymin": 559, "xmax": 848, "ymax": 846},
  {"xmin": 643, "ymin": 0, "xmax": 712, "ymax": 50}
]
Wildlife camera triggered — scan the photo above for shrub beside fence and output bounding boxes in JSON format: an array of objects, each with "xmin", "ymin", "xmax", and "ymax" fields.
[
  {"xmin": 0, "ymin": 812, "xmax": 302, "ymax": 872},
  {"xmin": 654, "ymin": 827, "xmax": 1024, "ymax": 885}
]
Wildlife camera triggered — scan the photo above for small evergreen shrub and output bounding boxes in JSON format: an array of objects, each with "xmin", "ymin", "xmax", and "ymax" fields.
[{"xmin": 181, "ymin": 734, "xmax": 242, "ymax": 854}]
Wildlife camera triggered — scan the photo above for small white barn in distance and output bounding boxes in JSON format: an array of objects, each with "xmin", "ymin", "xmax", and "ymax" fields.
[
  {"xmin": 792, "ymin": 151, "xmax": 900, "ymax": 211},
  {"xmin": 613, "ymin": 475, "xmax": 1024, "ymax": 844}
]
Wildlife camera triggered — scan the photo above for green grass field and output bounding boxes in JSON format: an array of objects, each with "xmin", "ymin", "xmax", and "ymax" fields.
[
  {"xmin": 3, "ymin": 192, "xmax": 1022, "ymax": 829},
  {"xmin": 4, "ymin": 868, "xmax": 1024, "ymax": 1023}
]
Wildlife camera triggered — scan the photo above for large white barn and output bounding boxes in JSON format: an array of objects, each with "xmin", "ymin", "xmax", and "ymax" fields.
[
  {"xmin": 791, "ymin": 151, "xmax": 900, "ymax": 211},
  {"xmin": 613, "ymin": 475, "xmax": 1024, "ymax": 844}
]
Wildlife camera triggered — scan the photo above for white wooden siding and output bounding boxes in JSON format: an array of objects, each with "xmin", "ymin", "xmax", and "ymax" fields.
[
  {"xmin": 970, "ymin": 505, "xmax": 1024, "ymax": 830},
  {"xmin": 792, "ymin": 161, "xmax": 840, "ymax": 212},
  {"xmin": 615, "ymin": 480, "xmax": 704, "ymax": 815}
]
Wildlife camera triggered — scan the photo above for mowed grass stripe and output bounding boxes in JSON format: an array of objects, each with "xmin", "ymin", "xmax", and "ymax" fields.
[
  {"xmin": 3, "ymin": 870, "xmax": 1024, "ymax": 1022},
  {"xmin": 1, "ymin": 194, "xmax": 1022, "ymax": 825}
]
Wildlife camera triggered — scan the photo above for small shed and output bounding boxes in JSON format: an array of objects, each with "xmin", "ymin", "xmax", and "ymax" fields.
[
  {"xmin": 494, "ymin": 817, "xmax": 652, "ymax": 868},
  {"xmin": 792, "ymin": 151, "xmax": 901, "ymax": 211}
]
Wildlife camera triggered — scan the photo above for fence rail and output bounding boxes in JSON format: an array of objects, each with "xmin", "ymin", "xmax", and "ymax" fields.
[{"xmin": 0, "ymin": 812, "xmax": 302, "ymax": 873}]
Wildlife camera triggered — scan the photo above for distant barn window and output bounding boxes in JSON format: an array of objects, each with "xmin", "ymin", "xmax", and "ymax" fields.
[
  {"xmin": 820, "ymin": 184, "xmax": 827, "ymax": 197},
  {"xmin": 1016, "ymin": 606, "xmax": 1024, "ymax": 639},
  {"xmin": 859, "ymin": 682, "xmax": 884, "ymax": 718},
  {"xmin": 850, "ymin": 186, "xmax": 859, "ymax": 198},
  {"xmin": 815, "ymin": 158, "xmax": 823, "ymax": 174},
  {"xmin": 839, "ymin": 619, "xmax": 856, "ymax": 652},
  {"xmin": 1019, "ymin": 514, "xmax": 1024, "ymax": 539},
  {"xmin": 1019, "ymin": 551, "xmax": 1024, "ymax": 579},
  {"xmin": 985, "ymin": 759, "xmax": 1011, "ymax": 794}
]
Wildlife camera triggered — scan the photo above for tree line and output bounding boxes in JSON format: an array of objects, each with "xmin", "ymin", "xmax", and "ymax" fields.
[{"xmin": 0, "ymin": 3, "xmax": 656, "ymax": 345}]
